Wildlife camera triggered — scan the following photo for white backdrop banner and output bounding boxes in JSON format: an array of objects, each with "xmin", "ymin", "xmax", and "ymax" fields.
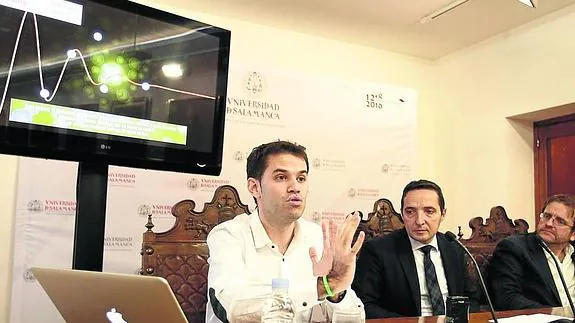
[{"xmin": 10, "ymin": 65, "xmax": 418, "ymax": 323}]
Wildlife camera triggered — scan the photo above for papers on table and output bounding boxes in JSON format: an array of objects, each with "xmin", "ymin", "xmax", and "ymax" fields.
[{"xmin": 489, "ymin": 313, "xmax": 572, "ymax": 323}]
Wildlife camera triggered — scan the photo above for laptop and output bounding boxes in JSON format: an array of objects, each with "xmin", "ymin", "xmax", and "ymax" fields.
[{"xmin": 31, "ymin": 267, "xmax": 189, "ymax": 323}]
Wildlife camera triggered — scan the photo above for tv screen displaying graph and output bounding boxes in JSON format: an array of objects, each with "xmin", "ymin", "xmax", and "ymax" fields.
[{"xmin": 0, "ymin": 0, "xmax": 231, "ymax": 175}]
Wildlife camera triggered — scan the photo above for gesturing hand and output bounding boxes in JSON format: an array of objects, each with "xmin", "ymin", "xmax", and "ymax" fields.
[
  {"xmin": 328, "ymin": 211, "xmax": 365, "ymax": 293},
  {"xmin": 309, "ymin": 220, "xmax": 338, "ymax": 276}
]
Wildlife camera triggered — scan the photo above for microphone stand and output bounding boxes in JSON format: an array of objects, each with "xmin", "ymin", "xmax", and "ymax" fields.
[
  {"xmin": 445, "ymin": 231, "xmax": 498, "ymax": 323},
  {"xmin": 536, "ymin": 235, "xmax": 575, "ymax": 322}
]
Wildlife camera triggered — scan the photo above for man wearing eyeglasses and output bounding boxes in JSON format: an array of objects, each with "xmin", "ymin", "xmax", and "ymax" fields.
[{"xmin": 487, "ymin": 194, "xmax": 575, "ymax": 310}]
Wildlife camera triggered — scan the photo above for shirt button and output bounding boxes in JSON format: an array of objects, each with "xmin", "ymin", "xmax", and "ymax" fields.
[
  {"xmin": 271, "ymin": 245, "xmax": 275, "ymax": 249},
  {"xmin": 282, "ymin": 258, "xmax": 285, "ymax": 262},
  {"xmin": 302, "ymin": 301, "xmax": 307, "ymax": 307}
]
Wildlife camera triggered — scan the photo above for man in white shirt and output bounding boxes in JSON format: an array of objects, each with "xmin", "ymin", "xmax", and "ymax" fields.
[
  {"xmin": 206, "ymin": 140, "xmax": 366, "ymax": 322},
  {"xmin": 352, "ymin": 179, "xmax": 479, "ymax": 318},
  {"xmin": 488, "ymin": 194, "xmax": 575, "ymax": 310}
]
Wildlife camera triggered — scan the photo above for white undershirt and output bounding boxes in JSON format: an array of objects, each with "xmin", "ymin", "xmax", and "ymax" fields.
[
  {"xmin": 409, "ymin": 235, "xmax": 449, "ymax": 316},
  {"xmin": 544, "ymin": 244, "xmax": 575, "ymax": 308}
]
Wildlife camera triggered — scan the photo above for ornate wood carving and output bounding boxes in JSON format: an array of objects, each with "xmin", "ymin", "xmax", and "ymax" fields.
[
  {"xmin": 357, "ymin": 198, "xmax": 404, "ymax": 240},
  {"xmin": 459, "ymin": 206, "xmax": 529, "ymax": 244},
  {"xmin": 140, "ymin": 185, "xmax": 251, "ymax": 321},
  {"xmin": 458, "ymin": 205, "xmax": 529, "ymax": 295}
]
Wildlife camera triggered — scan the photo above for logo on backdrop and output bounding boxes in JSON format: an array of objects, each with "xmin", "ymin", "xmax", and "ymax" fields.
[
  {"xmin": 347, "ymin": 188, "xmax": 357, "ymax": 198},
  {"xmin": 311, "ymin": 212, "xmax": 321, "ymax": 224},
  {"xmin": 138, "ymin": 204, "xmax": 152, "ymax": 217},
  {"xmin": 187, "ymin": 178, "xmax": 200, "ymax": 191},
  {"xmin": 23, "ymin": 268, "xmax": 36, "ymax": 282},
  {"xmin": 137, "ymin": 204, "xmax": 174, "ymax": 218},
  {"xmin": 27, "ymin": 200, "xmax": 43, "ymax": 212},
  {"xmin": 187, "ymin": 177, "xmax": 231, "ymax": 192},
  {"xmin": 382, "ymin": 164, "xmax": 389, "ymax": 174},
  {"xmin": 108, "ymin": 171, "xmax": 137, "ymax": 187},
  {"xmin": 364, "ymin": 91, "xmax": 408, "ymax": 110},
  {"xmin": 104, "ymin": 236, "xmax": 134, "ymax": 251},
  {"xmin": 234, "ymin": 150, "xmax": 244, "ymax": 162},
  {"xmin": 312, "ymin": 158, "xmax": 321, "ymax": 169},
  {"xmin": 347, "ymin": 187, "xmax": 380, "ymax": 199},
  {"xmin": 226, "ymin": 71, "xmax": 283, "ymax": 126},
  {"xmin": 311, "ymin": 156, "xmax": 346, "ymax": 172},
  {"xmin": 233, "ymin": 150, "xmax": 251, "ymax": 163},
  {"xmin": 310, "ymin": 210, "xmax": 347, "ymax": 224},
  {"xmin": 27, "ymin": 199, "xmax": 76, "ymax": 215},
  {"xmin": 381, "ymin": 163, "xmax": 412, "ymax": 176},
  {"xmin": 245, "ymin": 71, "xmax": 264, "ymax": 95}
]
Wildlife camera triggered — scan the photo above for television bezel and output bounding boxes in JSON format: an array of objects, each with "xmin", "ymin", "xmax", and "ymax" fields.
[{"xmin": 0, "ymin": 0, "xmax": 231, "ymax": 175}]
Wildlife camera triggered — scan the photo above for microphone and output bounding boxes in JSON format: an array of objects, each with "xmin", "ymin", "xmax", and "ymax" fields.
[
  {"xmin": 445, "ymin": 231, "xmax": 498, "ymax": 323},
  {"xmin": 535, "ymin": 235, "xmax": 575, "ymax": 321}
]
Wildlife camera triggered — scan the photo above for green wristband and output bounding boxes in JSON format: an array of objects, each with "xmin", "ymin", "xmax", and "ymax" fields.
[{"xmin": 322, "ymin": 275, "xmax": 335, "ymax": 297}]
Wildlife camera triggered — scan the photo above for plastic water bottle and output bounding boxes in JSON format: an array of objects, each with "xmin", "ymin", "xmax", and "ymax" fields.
[{"xmin": 261, "ymin": 278, "xmax": 295, "ymax": 323}]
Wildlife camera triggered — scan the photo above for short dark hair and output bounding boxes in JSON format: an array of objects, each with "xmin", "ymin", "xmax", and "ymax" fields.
[
  {"xmin": 400, "ymin": 179, "xmax": 445, "ymax": 212},
  {"xmin": 246, "ymin": 140, "xmax": 309, "ymax": 181},
  {"xmin": 541, "ymin": 194, "xmax": 575, "ymax": 217}
]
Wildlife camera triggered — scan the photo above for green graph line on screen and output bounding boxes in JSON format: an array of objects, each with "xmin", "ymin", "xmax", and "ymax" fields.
[{"xmin": 0, "ymin": 9, "xmax": 215, "ymax": 116}]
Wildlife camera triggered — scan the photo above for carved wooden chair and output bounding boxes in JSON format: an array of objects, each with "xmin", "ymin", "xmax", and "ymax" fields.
[
  {"xmin": 140, "ymin": 185, "xmax": 251, "ymax": 322},
  {"xmin": 458, "ymin": 205, "xmax": 529, "ymax": 278},
  {"xmin": 457, "ymin": 205, "xmax": 529, "ymax": 308},
  {"xmin": 356, "ymin": 198, "xmax": 404, "ymax": 241}
]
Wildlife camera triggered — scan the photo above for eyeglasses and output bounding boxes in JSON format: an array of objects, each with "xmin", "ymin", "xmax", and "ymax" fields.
[{"xmin": 539, "ymin": 212, "xmax": 574, "ymax": 228}]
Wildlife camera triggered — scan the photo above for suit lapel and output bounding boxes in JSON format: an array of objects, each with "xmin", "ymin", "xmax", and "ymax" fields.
[
  {"xmin": 397, "ymin": 229, "xmax": 422, "ymax": 315},
  {"xmin": 527, "ymin": 234, "xmax": 561, "ymax": 304},
  {"xmin": 438, "ymin": 233, "xmax": 459, "ymax": 295}
]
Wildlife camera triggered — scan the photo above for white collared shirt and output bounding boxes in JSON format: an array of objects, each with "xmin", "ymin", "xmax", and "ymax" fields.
[
  {"xmin": 408, "ymin": 235, "xmax": 449, "ymax": 317},
  {"xmin": 205, "ymin": 211, "xmax": 364, "ymax": 323},
  {"xmin": 544, "ymin": 244, "xmax": 575, "ymax": 307}
]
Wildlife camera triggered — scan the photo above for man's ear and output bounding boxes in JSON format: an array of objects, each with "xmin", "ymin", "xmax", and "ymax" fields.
[
  {"xmin": 247, "ymin": 177, "xmax": 261, "ymax": 199},
  {"xmin": 440, "ymin": 209, "xmax": 446, "ymax": 223}
]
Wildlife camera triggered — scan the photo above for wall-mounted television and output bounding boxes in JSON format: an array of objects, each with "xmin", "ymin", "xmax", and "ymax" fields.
[{"xmin": 0, "ymin": 0, "xmax": 231, "ymax": 175}]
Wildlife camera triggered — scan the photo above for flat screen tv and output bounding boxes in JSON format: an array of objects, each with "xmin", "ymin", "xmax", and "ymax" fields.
[{"xmin": 0, "ymin": 0, "xmax": 231, "ymax": 175}]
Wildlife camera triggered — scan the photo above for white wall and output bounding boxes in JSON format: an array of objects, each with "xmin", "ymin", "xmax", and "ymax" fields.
[
  {"xmin": 0, "ymin": 156, "xmax": 18, "ymax": 323},
  {"xmin": 0, "ymin": 2, "xmax": 434, "ymax": 321},
  {"xmin": 432, "ymin": 4, "xmax": 575, "ymax": 234},
  {"xmin": 3, "ymin": 1, "xmax": 575, "ymax": 321},
  {"xmin": 131, "ymin": 0, "xmax": 438, "ymax": 178}
]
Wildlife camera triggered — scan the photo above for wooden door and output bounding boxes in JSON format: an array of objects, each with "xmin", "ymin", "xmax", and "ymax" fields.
[{"xmin": 534, "ymin": 113, "xmax": 575, "ymax": 218}]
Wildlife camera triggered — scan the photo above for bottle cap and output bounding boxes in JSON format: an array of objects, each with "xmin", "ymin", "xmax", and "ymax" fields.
[{"xmin": 271, "ymin": 278, "xmax": 289, "ymax": 289}]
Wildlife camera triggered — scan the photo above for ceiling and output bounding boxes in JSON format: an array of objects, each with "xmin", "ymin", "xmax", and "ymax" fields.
[{"xmin": 159, "ymin": 0, "xmax": 575, "ymax": 60}]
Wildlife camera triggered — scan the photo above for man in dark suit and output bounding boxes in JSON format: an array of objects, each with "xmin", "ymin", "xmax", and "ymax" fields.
[
  {"xmin": 487, "ymin": 194, "xmax": 575, "ymax": 310},
  {"xmin": 352, "ymin": 179, "xmax": 479, "ymax": 319}
]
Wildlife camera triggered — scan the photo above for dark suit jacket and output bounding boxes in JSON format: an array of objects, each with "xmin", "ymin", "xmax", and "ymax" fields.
[
  {"xmin": 487, "ymin": 233, "xmax": 574, "ymax": 310},
  {"xmin": 352, "ymin": 229, "xmax": 479, "ymax": 319}
]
